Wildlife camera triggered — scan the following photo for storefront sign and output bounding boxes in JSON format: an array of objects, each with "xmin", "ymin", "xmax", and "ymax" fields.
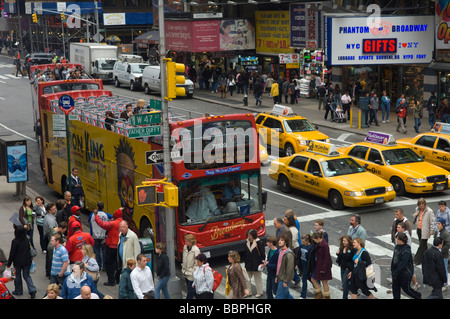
[
  {"xmin": 255, "ymin": 11, "xmax": 294, "ymax": 54},
  {"xmin": 327, "ymin": 16, "xmax": 434, "ymax": 65},
  {"xmin": 289, "ymin": 3, "xmax": 323, "ymax": 49},
  {"xmin": 436, "ymin": 1, "xmax": 450, "ymax": 50},
  {"xmin": 103, "ymin": 13, "xmax": 126, "ymax": 26},
  {"xmin": 279, "ymin": 53, "xmax": 299, "ymax": 64}
]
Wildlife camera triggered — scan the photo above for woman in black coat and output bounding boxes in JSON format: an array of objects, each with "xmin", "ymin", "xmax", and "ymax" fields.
[
  {"xmin": 243, "ymin": 229, "xmax": 265, "ymax": 298},
  {"xmin": 391, "ymin": 233, "xmax": 421, "ymax": 299},
  {"xmin": 7, "ymin": 226, "xmax": 37, "ymax": 298},
  {"xmin": 348, "ymin": 237, "xmax": 376, "ymax": 299}
]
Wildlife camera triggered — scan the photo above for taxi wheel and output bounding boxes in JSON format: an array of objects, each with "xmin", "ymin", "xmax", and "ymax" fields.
[
  {"xmin": 279, "ymin": 175, "xmax": 291, "ymax": 193},
  {"xmin": 329, "ymin": 190, "xmax": 344, "ymax": 210},
  {"xmin": 390, "ymin": 177, "xmax": 405, "ymax": 196},
  {"xmin": 284, "ymin": 143, "xmax": 295, "ymax": 157}
]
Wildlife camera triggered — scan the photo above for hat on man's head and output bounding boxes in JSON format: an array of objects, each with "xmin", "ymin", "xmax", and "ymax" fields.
[{"xmin": 71, "ymin": 205, "xmax": 81, "ymax": 214}]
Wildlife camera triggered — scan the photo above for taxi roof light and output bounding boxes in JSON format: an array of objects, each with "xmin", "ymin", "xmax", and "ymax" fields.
[
  {"xmin": 307, "ymin": 140, "xmax": 340, "ymax": 157},
  {"xmin": 270, "ymin": 104, "xmax": 297, "ymax": 117},
  {"xmin": 432, "ymin": 122, "xmax": 450, "ymax": 135},
  {"xmin": 364, "ymin": 131, "xmax": 396, "ymax": 146}
]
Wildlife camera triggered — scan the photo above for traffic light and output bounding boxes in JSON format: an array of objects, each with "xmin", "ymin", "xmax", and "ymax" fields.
[
  {"xmin": 166, "ymin": 61, "xmax": 186, "ymax": 99},
  {"xmin": 32, "ymin": 13, "xmax": 38, "ymax": 23}
]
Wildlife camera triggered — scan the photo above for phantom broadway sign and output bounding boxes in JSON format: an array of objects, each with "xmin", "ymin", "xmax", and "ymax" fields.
[{"xmin": 327, "ymin": 15, "xmax": 434, "ymax": 65}]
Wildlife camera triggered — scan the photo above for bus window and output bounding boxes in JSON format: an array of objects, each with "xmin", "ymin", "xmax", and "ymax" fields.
[{"xmin": 178, "ymin": 171, "xmax": 262, "ymax": 226}]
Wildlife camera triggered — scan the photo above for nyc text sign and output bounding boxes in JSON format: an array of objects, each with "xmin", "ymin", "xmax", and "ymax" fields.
[{"xmin": 328, "ymin": 16, "xmax": 434, "ymax": 65}]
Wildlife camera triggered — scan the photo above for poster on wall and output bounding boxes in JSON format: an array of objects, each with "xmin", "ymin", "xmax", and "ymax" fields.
[
  {"xmin": 165, "ymin": 21, "xmax": 194, "ymax": 51},
  {"xmin": 436, "ymin": 0, "xmax": 450, "ymax": 50},
  {"xmin": 327, "ymin": 15, "xmax": 434, "ymax": 65},
  {"xmin": 255, "ymin": 11, "xmax": 294, "ymax": 54},
  {"xmin": 219, "ymin": 19, "xmax": 256, "ymax": 51},
  {"xmin": 6, "ymin": 143, "xmax": 28, "ymax": 183}
]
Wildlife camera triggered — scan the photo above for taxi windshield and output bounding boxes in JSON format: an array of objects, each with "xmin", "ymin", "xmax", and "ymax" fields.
[
  {"xmin": 283, "ymin": 119, "xmax": 316, "ymax": 132},
  {"xmin": 321, "ymin": 157, "xmax": 366, "ymax": 177},
  {"xmin": 382, "ymin": 148, "xmax": 423, "ymax": 165}
]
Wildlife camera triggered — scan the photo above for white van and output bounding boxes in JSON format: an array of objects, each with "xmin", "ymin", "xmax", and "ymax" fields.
[
  {"xmin": 112, "ymin": 55, "xmax": 149, "ymax": 91},
  {"xmin": 142, "ymin": 65, "xmax": 194, "ymax": 98}
]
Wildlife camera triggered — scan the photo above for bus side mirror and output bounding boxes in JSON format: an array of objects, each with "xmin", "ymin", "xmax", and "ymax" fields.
[{"xmin": 262, "ymin": 191, "xmax": 267, "ymax": 205}]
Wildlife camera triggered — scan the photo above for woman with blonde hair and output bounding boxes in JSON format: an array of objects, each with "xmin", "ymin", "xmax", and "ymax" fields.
[
  {"xmin": 226, "ymin": 250, "xmax": 249, "ymax": 299},
  {"xmin": 413, "ymin": 197, "xmax": 435, "ymax": 265},
  {"xmin": 43, "ymin": 283, "xmax": 62, "ymax": 299},
  {"xmin": 82, "ymin": 244, "xmax": 100, "ymax": 283},
  {"xmin": 181, "ymin": 234, "xmax": 200, "ymax": 299}
]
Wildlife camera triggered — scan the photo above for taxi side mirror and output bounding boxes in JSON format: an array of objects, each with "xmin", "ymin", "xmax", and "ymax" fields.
[
  {"xmin": 313, "ymin": 171, "xmax": 322, "ymax": 177},
  {"xmin": 374, "ymin": 159, "xmax": 383, "ymax": 165},
  {"xmin": 363, "ymin": 163, "xmax": 369, "ymax": 169},
  {"xmin": 445, "ymin": 147, "xmax": 450, "ymax": 152}
]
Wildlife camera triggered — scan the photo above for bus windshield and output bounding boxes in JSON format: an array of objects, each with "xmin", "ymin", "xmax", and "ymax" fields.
[
  {"xmin": 177, "ymin": 171, "xmax": 262, "ymax": 226},
  {"xmin": 176, "ymin": 119, "xmax": 256, "ymax": 170},
  {"xmin": 382, "ymin": 148, "xmax": 423, "ymax": 165}
]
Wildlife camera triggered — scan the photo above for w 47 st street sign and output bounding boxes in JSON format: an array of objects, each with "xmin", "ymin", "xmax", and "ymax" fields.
[{"xmin": 129, "ymin": 112, "xmax": 162, "ymax": 126}]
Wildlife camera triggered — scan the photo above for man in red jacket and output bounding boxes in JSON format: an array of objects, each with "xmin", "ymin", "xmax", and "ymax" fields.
[
  {"xmin": 94, "ymin": 208, "xmax": 124, "ymax": 286},
  {"xmin": 65, "ymin": 221, "xmax": 94, "ymax": 263}
]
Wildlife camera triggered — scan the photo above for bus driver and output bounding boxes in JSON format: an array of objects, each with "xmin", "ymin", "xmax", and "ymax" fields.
[{"xmin": 185, "ymin": 183, "xmax": 220, "ymax": 221}]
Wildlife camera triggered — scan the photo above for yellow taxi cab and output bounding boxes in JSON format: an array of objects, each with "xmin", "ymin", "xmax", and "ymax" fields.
[
  {"xmin": 397, "ymin": 122, "xmax": 450, "ymax": 171},
  {"xmin": 338, "ymin": 131, "xmax": 450, "ymax": 196},
  {"xmin": 256, "ymin": 104, "xmax": 330, "ymax": 156},
  {"xmin": 259, "ymin": 143, "xmax": 269, "ymax": 165},
  {"xmin": 268, "ymin": 140, "xmax": 396, "ymax": 210}
]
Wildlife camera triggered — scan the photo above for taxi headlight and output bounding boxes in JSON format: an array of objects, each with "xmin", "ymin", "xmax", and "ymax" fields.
[
  {"xmin": 386, "ymin": 185, "xmax": 394, "ymax": 192},
  {"xmin": 344, "ymin": 191, "xmax": 365, "ymax": 197},
  {"xmin": 325, "ymin": 138, "xmax": 331, "ymax": 143},
  {"xmin": 406, "ymin": 177, "xmax": 426, "ymax": 183},
  {"xmin": 298, "ymin": 140, "xmax": 307, "ymax": 145},
  {"xmin": 446, "ymin": 175, "xmax": 450, "ymax": 180}
]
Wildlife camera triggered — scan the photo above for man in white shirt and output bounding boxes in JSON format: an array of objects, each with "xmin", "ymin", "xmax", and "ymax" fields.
[{"xmin": 130, "ymin": 254, "xmax": 154, "ymax": 299}]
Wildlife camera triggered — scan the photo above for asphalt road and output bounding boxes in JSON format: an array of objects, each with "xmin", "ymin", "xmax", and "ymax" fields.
[{"xmin": 1, "ymin": 55, "xmax": 449, "ymax": 300}]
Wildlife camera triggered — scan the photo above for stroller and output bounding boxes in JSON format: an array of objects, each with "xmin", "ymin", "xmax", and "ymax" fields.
[{"xmin": 329, "ymin": 102, "xmax": 347, "ymax": 123}]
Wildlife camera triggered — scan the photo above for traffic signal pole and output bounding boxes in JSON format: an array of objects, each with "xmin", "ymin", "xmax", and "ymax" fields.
[{"xmin": 158, "ymin": 0, "xmax": 182, "ymax": 299}]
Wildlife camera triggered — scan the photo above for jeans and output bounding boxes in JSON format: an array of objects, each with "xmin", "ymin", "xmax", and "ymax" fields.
[
  {"xmin": 381, "ymin": 103, "xmax": 390, "ymax": 121},
  {"xmin": 340, "ymin": 268, "xmax": 350, "ymax": 299},
  {"xmin": 94, "ymin": 239, "xmax": 106, "ymax": 269},
  {"xmin": 185, "ymin": 278, "xmax": 196, "ymax": 299},
  {"xmin": 429, "ymin": 113, "xmax": 436, "ymax": 129},
  {"xmin": 442, "ymin": 114, "xmax": 450, "ymax": 123},
  {"xmin": 275, "ymin": 280, "xmax": 294, "ymax": 299},
  {"xmin": 155, "ymin": 275, "xmax": 171, "ymax": 299},
  {"xmin": 427, "ymin": 287, "xmax": 443, "ymax": 299},
  {"xmin": 300, "ymin": 273, "xmax": 309, "ymax": 298},
  {"xmin": 14, "ymin": 264, "xmax": 36, "ymax": 295},
  {"xmin": 369, "ymin": 108, "xmax": 378, "ymax": 125},
  {"xmin": 105, "ymin": 246, "xmax": 118, "ymax": 284},
  {"xmin": 414, "ymin": 118, "xmax": 422, "ymax": 133},
  {"xmin": 266, "ymin": 273, "xmax": 278, "ymax": 299}
]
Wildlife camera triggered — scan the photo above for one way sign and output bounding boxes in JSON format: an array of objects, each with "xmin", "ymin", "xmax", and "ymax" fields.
[{"xmin": 146, "ymin": 150, "xmax": 164, "ymax": 165}]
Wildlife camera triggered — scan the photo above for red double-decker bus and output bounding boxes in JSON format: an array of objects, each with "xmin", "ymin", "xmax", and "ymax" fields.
[{"xmin": 34, "ymin": 78, "xmax": 266, "ymax": 259}]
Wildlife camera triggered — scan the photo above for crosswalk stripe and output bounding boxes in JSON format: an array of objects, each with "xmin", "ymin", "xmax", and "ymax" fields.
[
  {"xmin": 3, "ymin": 74, "xmax": 19, "ymax": 79},
  {"xmin": 0, "ymin": 75, "xmax": 8, "ymax": 80}
]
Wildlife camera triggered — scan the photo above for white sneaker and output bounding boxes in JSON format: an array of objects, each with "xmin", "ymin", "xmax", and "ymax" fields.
[
  {"xmin": 386, "ymin": 120, "xmax": 390, "ymax": 123},
  {"xmin": 382, "ymin": 121, "xmax": 386, "ymax": 123}
]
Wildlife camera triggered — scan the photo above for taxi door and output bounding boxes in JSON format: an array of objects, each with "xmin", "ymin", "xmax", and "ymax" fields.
[
  {"xmin": 286, "ymin": 155, "xmax": 309, "ymax": 191},
  {"xmin": 432, "ymin": 137, "xmax": 450, "ymax": 170},
  {"xmin": 261, "ymin": 117, "xmax": 283, "ymax": 149},
  {"xmin": 365, "ymin": 148, "xmax": 385, "ymax": 178},
  {"xmin": 412, "ymin": 135, "xmax": 436, "ymax": 162},
  {"xmin": 302, "ymin": 158, "xmax": 323, "ymax": 196}
]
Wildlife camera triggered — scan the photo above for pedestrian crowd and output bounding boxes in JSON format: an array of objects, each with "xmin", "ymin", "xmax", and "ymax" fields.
[{"xmin": 1, "ymin": 189, "xmax": 449, "ymax": 299}]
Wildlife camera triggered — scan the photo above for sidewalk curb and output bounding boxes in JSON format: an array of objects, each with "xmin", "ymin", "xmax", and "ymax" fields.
[{"xmin": 193, "ymin": 95, "xmax": 368, "ymax": 138}]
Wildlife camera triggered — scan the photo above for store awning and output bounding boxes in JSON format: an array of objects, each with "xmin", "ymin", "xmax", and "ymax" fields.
[
  {"xmin": 135, "ymin": 30, "xmax": 160, "ymax": 44},
  {"xmin": 429, "ymin": 62, "xmax": 450, "ymax": 72}
]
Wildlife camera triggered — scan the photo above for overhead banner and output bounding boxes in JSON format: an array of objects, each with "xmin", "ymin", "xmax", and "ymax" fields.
[
  {"xmin": 327, "ymin": 15, "xmax": 435, "ymax": 65},
  {"xmin": 436, "ymin": 0, "xmax": 450, "ymax": 50},
  {"xmin": 255, "ymin": 11, "xmax": 294, "ymax": 54},
  {"xmin": 165, "ymin": 19, "xmax": 255, "ymax": 52}
]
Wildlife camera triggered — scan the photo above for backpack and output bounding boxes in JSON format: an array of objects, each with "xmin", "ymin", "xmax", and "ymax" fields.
[{"xmin": 204, "ymin": 265, "xmax": 223, "ymax": 291}]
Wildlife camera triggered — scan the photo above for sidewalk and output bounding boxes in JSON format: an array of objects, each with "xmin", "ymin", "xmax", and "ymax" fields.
[
  {"xmin": 0, "ymin": 176, "xmax": 119, "ymax": 299},
  {"xmin": 192, "ymin": 88, "xmax": 427, "ymax": 141}
]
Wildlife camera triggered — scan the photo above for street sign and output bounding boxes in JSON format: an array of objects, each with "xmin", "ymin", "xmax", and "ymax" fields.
[
  {"xmin": 52, "ymin": 114, "xmax": 66, "ymax": 131},
  {"xmin": 150, "ymin": 99, "xmax": 162, "ymax": 111},
  {"xmin": 146, "ymin": 149, "xmax": 164, "ymax": 165},
  {"xmin": 58, "ymin": 94, "xmax": 74, "ymax": 114},
  {"xmin": 130, "ymin": 112, "xmax": 162, "ymax": 126},
  {"xmin": 128, "ymin": 125, "xmax": 162, "ymax": 138}
]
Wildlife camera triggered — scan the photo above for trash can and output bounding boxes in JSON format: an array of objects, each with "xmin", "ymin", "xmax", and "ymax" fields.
[{"xmin": 139, "ymin": 237, "xmax": 154, "ymax": 272}]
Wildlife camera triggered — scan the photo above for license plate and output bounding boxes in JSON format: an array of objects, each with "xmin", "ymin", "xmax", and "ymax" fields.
[
  {"xmin": 375, "ymin": 197, "xmax": 384, "ymax": 204},
  {"xmin": 435, "ymin": 184, "xmax": 445, "ymax": 191}
]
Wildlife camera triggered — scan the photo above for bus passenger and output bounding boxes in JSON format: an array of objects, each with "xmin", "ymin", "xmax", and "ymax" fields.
[{"xmin": 185, "ymin": 184, "xmax": 219, "ymax": 221}]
